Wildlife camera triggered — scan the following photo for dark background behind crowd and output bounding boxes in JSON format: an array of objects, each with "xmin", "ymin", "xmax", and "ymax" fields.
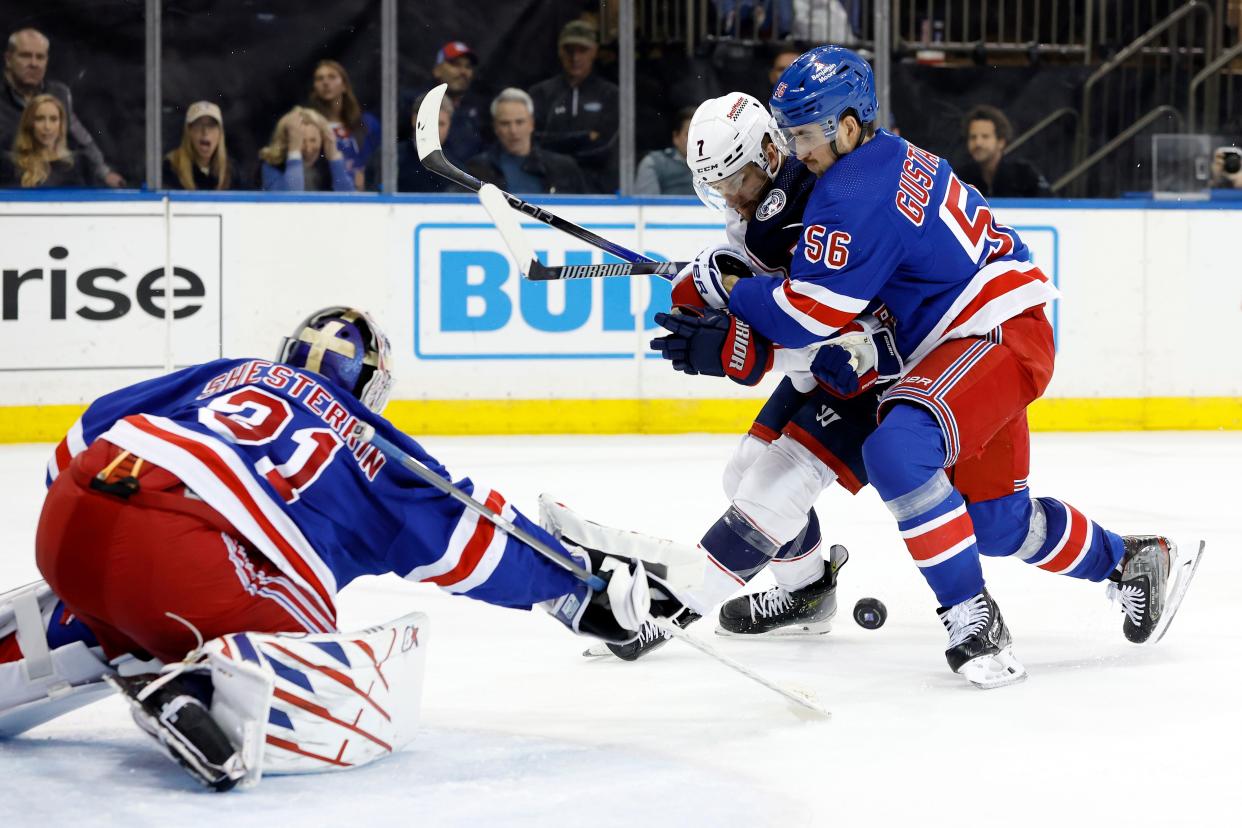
[{"xmin": 2, "ymin": 0, "xmax": 1240, "ymax": 196}]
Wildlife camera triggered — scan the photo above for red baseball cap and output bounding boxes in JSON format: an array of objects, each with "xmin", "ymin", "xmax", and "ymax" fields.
[{"xmin": 436, "ymin": 41, "xmax": 477, "ymax": 65}]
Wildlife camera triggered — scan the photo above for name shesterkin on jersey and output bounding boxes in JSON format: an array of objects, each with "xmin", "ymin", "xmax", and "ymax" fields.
[
  {"xmin": 727, "ymin": 130, "xmax": 1059, "ymax": 365},
  {"xmin": 197, "ymin": 358, "xmax": 385, "ymax": 480}
]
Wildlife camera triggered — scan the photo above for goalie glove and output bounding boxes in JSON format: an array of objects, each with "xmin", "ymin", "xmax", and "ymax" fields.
[
  {"xmin": 669, "ymin": 244, "xmax": 754, "ymax": 309},
  {"xmin": 544, "ymin": 547, "xmax": 686, "ymax": 644},
  {"xmin": 810, "ymin": 315, "xmax": 903, "ymax": 398},
  {"xmin": 649, "ymin": 307, "xmax": 773, "ymax": 386}
]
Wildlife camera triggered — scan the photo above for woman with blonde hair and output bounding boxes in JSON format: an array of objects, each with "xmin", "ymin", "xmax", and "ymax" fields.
[
  {"xmin": 163, "ymin": 101, "xmax": 236, "ymax": 190},
  {"xmin": 308, "ymin": 59, "xmax": 379, "ymax": 190},
  {"xmin": 258, "ymin": 106, "xmax": 354, "ymax": 191},
  {"xmin": 0, "ymin": 93, "xmax": 85, "ymax": 188}
]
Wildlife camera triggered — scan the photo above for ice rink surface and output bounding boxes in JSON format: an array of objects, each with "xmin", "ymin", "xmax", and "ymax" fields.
[{"xmin": 1, "ymin": 432, "xmax": 1238, "ymax": 827}]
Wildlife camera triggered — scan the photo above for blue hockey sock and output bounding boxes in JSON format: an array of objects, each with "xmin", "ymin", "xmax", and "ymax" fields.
[
  {"xmin": 1013, "ymin": 497, "xmax": 1125, "ymax": 581},
  {"xmin": 864, "ymin": 404, "xmax": 983, "ymax": 607}
]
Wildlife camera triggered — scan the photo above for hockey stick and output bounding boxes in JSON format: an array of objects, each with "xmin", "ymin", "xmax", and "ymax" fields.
[
  {"xmin": 474, "ymin": 183, "xmax": 684, "ymax": 282},
  {"xmin": 418, "ymin": 84, "xmax": 664, "ymax": 267},
  {"xmin": 352, "ymin": 423, "xmax": 830, "ymax": 720},
  {"xmin": 352, "ymin": 423, "xmax": 606, "ymax": 591}
]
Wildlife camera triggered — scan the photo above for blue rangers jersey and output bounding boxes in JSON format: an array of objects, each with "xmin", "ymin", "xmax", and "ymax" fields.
[
  {"xmin": 46, "ymin": 359, "xmax": 580, "ymax": 632},
  {"xmin": 729, "ymin": 130, "xmax": 1058, "ymax": 366}
]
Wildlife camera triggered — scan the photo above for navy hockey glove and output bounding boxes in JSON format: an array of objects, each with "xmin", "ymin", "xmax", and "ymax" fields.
[
  {"xmin": 649, "ymin": 308, "xmax": 773, "ymax": 386},
  {"xmin": 810, "ymin": 317, "xmax": 903, "ymax": 398}
]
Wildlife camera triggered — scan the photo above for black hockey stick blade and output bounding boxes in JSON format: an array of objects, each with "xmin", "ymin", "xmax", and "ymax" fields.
[{"xmin": 526, "ymin": 259, "xmax": 687, "ymax": 281}]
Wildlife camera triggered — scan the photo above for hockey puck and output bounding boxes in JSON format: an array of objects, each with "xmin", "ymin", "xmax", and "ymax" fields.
[{"xmin": 853, "ymin": 597, "xmax": 887, "ymax": 629}]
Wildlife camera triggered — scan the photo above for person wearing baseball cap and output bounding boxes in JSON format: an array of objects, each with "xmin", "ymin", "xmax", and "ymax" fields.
[
  {"xmin": 528, "ymin": 20, "xmax": 619, "ymax": 192},
  {"xmin": 163, "ymin": 100, "xmax": 235, "ymax": 190},
  {"xmin": 427, "ymin": 39, "xmax": 489, "ymax": 164}
]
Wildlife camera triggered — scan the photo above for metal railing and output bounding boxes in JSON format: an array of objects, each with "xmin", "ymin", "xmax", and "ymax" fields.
[
  {"xmin": 1053, "ymin": 104, "xmax": 1183, "ymax": 192},
  {"xmin": 1006, "ymin": 106, "xmax": 1078, "ymax": 155},
  {"xmin": 1188, "ymin": 39, "xmax": 1242, "ymax": 132}
]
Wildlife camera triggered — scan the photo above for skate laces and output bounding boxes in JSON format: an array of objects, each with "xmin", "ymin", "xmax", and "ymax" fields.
[
  {"xmin": 636, "ymin": 620, "xmax": 669, "ymax": 646},
  {"xmin": 748, "ymin": 587, "xmax": 794, "ymax": 619},
  {"xmin": 941, "ymin": 594, "xmax": 991, "ymax": 649},
  {"xmin": 1107, "ymin": 582, "xmax": 1145, "ymax": 626}
]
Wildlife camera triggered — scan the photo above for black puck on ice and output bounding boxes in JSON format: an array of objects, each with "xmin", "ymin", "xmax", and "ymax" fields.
[{"xmin": 853, "ymin": 597, "xmax": 887, "ymax": 629}]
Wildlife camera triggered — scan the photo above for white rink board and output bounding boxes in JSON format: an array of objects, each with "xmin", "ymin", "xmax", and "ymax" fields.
[{"xmin": 1, "ymin": 197, "xmax": 1239, "ymax": 406}]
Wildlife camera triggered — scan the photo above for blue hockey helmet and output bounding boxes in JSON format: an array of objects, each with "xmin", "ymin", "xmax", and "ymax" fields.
[
  {"xmin": 769, "ymin": 46, "xmax": 878, "ymax": 157},
  {"xmin": 278, "ymin": 307, "xmax": 393, "ymax": 413}
]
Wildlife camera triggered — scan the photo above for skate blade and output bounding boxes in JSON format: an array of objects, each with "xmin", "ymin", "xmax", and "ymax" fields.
[
  {"xmin": 1148, "ymin": 540, "xmax": 1206, "ymax": 645},
  {"xmin": 958, "ymin": 645, "xmax": 1028, "ymax": 690},
  {"xmin": 582, "ymin": 644, "xmax": 613, "ymax": 658},
  {"xmin": 713, "ymin": 618, "xmax": 834, "ymax": 638}
]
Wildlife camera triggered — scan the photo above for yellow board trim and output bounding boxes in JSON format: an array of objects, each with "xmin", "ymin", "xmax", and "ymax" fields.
[{"xmin": 2, "ymin": 397, "xmax": 1239, "ymax": 443}]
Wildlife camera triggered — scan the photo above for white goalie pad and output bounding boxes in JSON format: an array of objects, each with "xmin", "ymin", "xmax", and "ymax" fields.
[
  {"xmin": 538, "ymin": 494, "xmax": 705, "ymax": 593},
  {"xmin": 0, "ymin": 580, "xmax": 112, "ymax": 738},
  {"xmin": 200, "ymin": 611, "xmax": 429, "ymax": 787}
]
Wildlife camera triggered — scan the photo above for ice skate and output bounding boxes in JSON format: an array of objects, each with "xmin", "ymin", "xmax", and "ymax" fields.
[
  {"xmin": 582, "ymin": 607, "xmax": 701, "ymax": 661},
  {"xmin": 715, "ymin": 545, "xmax": 849, "ymax": 637},
  {"xmin": 938, "ymin": 588, "xmax": 1027, "ymax": 689},
  {"xmin": 1108, "ymin": 536, "xmax": 1205, "ymax": 644},
  {"xmin": 107, "ymin": 670, "xmax": 246, "ymax": 792}
]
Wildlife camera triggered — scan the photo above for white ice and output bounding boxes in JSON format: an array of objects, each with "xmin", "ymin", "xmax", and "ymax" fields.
[{"xmin": 1, "ymin": 432, "xmax": 1238, "ymax": 826}]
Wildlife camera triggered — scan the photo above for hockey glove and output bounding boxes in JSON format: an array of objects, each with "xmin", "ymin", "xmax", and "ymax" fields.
[
  {"xmin": 545, "ymin": 547, "xmax": 685, "ymax": 644},
  {"xmin": 650, "ymin": 307, "xmax": 773, "ymax": 386},
  {"xmin": 810, "ymin": 315, "xmax": 903, "ymax": 398},
  {"xmin": 669, "ymin": 244, "xmax": 754, "ymax": 309}
]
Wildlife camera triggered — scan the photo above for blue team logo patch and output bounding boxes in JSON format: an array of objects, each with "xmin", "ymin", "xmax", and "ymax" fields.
[{"xmin": 756, "ymin": 188, "xmax": 786, "ymax": 222}]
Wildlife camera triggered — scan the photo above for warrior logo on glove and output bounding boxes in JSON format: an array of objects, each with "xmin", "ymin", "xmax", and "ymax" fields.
[{"xmin": 650, "ymin": 307, "xmax": 773, "ymax": 387}]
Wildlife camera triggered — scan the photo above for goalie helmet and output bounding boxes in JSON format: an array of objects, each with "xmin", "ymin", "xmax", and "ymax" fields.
[
  {"xmin": 278, "ymin": 307, "xmax": 393, "ymax": 413},
  {"xmin": 686, "ymin": 92, "xmax": 777, "ymax": 211}
]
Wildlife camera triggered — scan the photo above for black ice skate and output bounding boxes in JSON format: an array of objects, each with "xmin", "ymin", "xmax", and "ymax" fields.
[
  {"xmin": 583, "ymin": 607, "xmax": 702, "ymax": 661},
  {"xmin": 106, "ymin": 671, "xmax": 246, "ymax": 792},
  {"xmin": 1107, "ymin": 535, "xmax": 1189, "ymax": 644},
  {"xmin": 937, "ymin": 588, "xmax": 1027, "ymax": 689},
  {"xmin": 716, "ymin": 545, "xmax": 849, "ymax": 637}
]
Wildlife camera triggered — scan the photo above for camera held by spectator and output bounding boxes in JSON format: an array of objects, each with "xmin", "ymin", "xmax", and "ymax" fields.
[{"xmin": 1212, "ymin": 146, "xmax": 1242, "ymax": 189}]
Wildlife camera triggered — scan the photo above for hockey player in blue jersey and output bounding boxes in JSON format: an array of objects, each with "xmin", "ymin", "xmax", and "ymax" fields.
[
  {"xmin": 604, "ymin": 92, "xmax": 902, "ymax": 661},
  {"xmin": 0, "ymin": 306, "xmax": 687, "ymax": 788},
  {"xmin": 652, "ymin": 47, "xmax": 1200, "ymax": 688}
]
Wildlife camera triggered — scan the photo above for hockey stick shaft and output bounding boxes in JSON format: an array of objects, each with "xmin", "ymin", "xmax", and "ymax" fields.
[
  {"xmin": 416, "ymin": 84, "xmax": 655, "ymax": 265},
  {"xmin": 525, "ymin": 259, "xmax": 687, "ymax": 281},
  {"xmin": 654, "ymin": 619, "xmax": 831, "ymax": 719},
  {"xmin": 352, "ymin": 424, "xmax": 607, "ymax": 591}
]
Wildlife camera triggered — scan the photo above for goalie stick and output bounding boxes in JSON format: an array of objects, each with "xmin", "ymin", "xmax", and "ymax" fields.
[
  {"xmin": 418, "ymin": 84, "xmax": 683, "ymax": 274},
  {"xmin": 352, "ymin": 423, "xmax": 831, "ymax": 721}
]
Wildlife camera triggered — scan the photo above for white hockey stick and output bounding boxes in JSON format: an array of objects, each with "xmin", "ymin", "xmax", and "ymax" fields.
[{"xmin": 352, "ymin": 423, "xmax": 829, "ymax": 720}]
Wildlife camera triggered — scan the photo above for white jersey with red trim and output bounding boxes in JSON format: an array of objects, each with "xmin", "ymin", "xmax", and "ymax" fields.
[
  {"xmin": 45, "ymin": 359, "xmax": 581, "ymax": 624},
  {"xmin": 727, "ymin": 130, "xmax": 1059, "ymax": 367}
]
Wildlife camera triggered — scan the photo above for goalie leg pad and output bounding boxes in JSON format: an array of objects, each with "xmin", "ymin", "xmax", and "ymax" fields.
[
  {"xmin": 0, "ymin": 580, "xmax": 113, "ymax": 738},
  {"xmin": 202, "ymin": 611, "xmax": 429, "ymax": 785}
]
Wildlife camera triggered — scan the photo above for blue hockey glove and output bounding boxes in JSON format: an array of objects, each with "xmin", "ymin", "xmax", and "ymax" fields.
[{"xmin": 649, "ymin": 308, "xmax": 773, "ymax": 386}]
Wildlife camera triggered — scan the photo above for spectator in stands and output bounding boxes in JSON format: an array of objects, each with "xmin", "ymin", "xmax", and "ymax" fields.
[
  {"xmin": 466, "ymin": 88, "xmax": 586, "ymax": 194},
  {"xmin": 0, "ymin": 28, "xmax": 123, "ymax": 187},
  {"xmin": 431, "ymin": 41, "xmax": 489, "ymax": 165},
  {"xmin": 258, "ymin": 107, "xmax": 354, "ymax": 192},
  {"xmin": 1210, "ymin": 146, "xmax": 1242, "ymax": 189},
  {"xmin": 308, "ymin": 60, "xmax": 378, "ymax": 190},
  {"xmin": 399, "ymin": 93, "xmax": 452, "ymax": 193},
  {"xmin": 0, "ymin": 93, "xmax": 84, "ymax": 187},
  {"xmin": 529, "ymin": 21, "xmax": 618, "ymax": 193},
  {"xmin": 957, "ymin": 105, "xmax": 1050, "ymax": 198},
  {"xmin": 162, "ymin": 101, "xmax": 235, "ymax": 191},
  {"xmin": 768, "ymin": 47, "xmax": 800, "ymax": 89},
  {"xmin": 634, "ymin": 107, "xmax": 695, "ymax": 195}
]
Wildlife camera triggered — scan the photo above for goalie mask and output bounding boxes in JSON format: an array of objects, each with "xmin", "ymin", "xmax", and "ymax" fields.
[{"xmin": 278, "ymin": 307, "xmax": 393, "ymax": 413}]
